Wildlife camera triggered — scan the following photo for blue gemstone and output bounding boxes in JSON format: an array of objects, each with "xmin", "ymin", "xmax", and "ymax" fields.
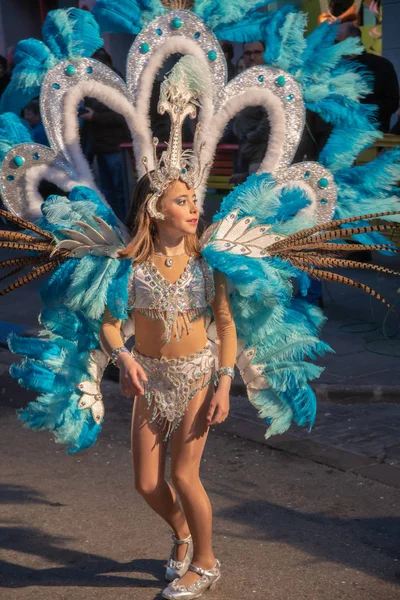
[
  {"xmin": 140, "ymin": 42, "xmax": 150, "ymax": 54},
  {"xmin": 7, "ymin": 175, "xmax": 14, "ymax": 181},
  {"xmin": 171, "ymin": 17, "xmax": 183, "ymax": 29},
  {"xmin": 181, "ymin": 168, "xmax": 187, "ymax": 174},
  {"xmin": 156, "ymin": 28, "xmax": 163, "ymax": 36},
  {"xmin": 286, "ymin": 94, "xmax": 294, "ymax": 101},
  {"xmin": 87, "ymin": 66, "xmax": 93, "ymax": 74},
  {"xmin": 194, "ymin": 31, "xmax": 201, "ymax": 39},
  {"xmin": 304, "ymin": 171, "xmax": 310, "ymax": 179},
  {"xmin": 329, "ymin": 84, "xmax": 335, "ymax": 92},
  {"xmin": 275, "ymin": 75, "xmax": 286, "ymax": 87},
  {"xmin": 33, "ymin": 152, "xmax": 40, "ymax": 160},
  {"xmin": 258, "ymin": 75, "xmax": 264, "ymax": 83},
  {"xmin": 13, "ymin": 156, "xmax": 25, "ymax": 167},
  {"xmin": 208, "ymin": 50, "xmax": 217, "ymax": 62},
  {"xmin": 53, "ymin": 83, "xmax": 60, "ymax": 89},
  {"xmin": 65, "ymin": 65, "xmax": 76, "ymax": 77},
  {"xmin": 320, "ymin": 198, "xmax": 328, "ymax": 205},
  {"xmin": 318, "ymin": 177, "xmax": 329, "ymax": 189}
]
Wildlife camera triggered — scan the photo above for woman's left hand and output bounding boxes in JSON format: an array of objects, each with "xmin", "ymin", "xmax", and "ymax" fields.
[{"xmin": 207, "ymin": 387, "xmax": 230, "ymax": 426}]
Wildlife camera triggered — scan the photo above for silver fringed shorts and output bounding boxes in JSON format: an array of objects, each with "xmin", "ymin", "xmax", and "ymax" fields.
[{"xmin": 131, "ymin": 343, "xmax": 216, "ymax": 440}]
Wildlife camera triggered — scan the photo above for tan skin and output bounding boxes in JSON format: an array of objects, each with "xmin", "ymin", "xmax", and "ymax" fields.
[{"xmin": 116, "ymin": 181, "xmax": 231, "ymax": 587}]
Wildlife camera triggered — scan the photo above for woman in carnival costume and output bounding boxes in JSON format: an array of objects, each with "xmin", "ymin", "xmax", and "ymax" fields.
[{"xmin": 0, "ymin": 2, "xmax": 399, "ymax": 598}]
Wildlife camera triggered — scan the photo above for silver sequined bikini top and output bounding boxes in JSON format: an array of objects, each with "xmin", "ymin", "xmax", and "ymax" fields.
[{"xmin": 128, "ymin": 255, "xmax": 215, "ymax": 343}]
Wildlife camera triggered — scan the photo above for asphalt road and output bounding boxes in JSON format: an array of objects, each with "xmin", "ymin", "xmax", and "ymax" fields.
[{"xmin": 1, "ymin": 374, "xmax": 399, "ymax": 600}]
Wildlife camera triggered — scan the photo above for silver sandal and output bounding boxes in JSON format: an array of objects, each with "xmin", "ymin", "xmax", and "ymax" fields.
[
  {"xmin": 162, "ymin": 559, "xmax": 221, "ymax": 599},
  {"xmin": 165, "ymin": 533, "xmax": 193, "ymax": 582}
]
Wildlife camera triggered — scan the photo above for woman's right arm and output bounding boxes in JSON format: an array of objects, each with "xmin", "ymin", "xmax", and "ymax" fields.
[{"xmin": 100, "ymin": 307, "xmax": 148, "ymax": 396}]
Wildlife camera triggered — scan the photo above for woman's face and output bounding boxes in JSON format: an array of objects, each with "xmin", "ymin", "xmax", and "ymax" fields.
[{"xmin": 157, "ymin": 180, "xmax": 199, "ymax": 236}]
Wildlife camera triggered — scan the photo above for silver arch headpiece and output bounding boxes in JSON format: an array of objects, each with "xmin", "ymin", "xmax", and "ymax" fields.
[{"xmin": 0, "ymin": 8, "xmax": 336, "ymax": 226}]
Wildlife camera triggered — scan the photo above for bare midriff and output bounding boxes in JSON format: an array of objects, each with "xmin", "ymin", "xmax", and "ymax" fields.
[
  {"xmin": 134, "ymin": 310, "xmax": 209, "ymax": 359},
  {"xmin": 100, "ymin": 254, "xmax": 237, "ymax": 368}
]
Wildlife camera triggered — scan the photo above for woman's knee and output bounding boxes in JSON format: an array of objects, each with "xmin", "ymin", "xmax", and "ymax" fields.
[
  {"xmin": 171, "ymin": 465, "xmax": 200, "ymax": 492},
  {"xmin": 135, "ymin": 476, "xmax": 165, "ymax": 499}
]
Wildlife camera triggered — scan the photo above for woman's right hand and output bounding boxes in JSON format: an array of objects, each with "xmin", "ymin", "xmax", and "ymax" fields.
[{"xmin": 116, "ymin": 353, "xmax": 148, "ymax": 397}]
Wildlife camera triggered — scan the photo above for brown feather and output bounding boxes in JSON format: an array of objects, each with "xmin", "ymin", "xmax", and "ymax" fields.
[
  {"xmin": 0, "ymin": 209, "xmax": 53, "ymax": 240},
  {"xmin": 0, "ymin": 265, "xmax": 26, "ymax": 283},
  {"xmin": 0, "ymin": 256, "xmax": 47, "ymax": 270},
  {"xmin": 294, "ymin": 265, "xmax": 391, "ymax": 307},
  {"xmin": 271, "ymin": 210, "xmax": 400, "ymax": 249},
  {"xmin": 0, "ymin": 229, "xmax": 49, "ymax": 243},
  {"xmin": 0, "ymin": 260, "xmax": 61, "ymax": 296},
  {"xmin": 273, "ymin": 241, "xmax": 394, "ymax": 253},
  {"xmin": 280, "ymin": 223, "xmax": 400, "ymax": 249},
  {"xmin": 284, "ymin": 253, "xmax": 400, "ymax": 276},
  {"xmin": 160, "ymin": 0, "xmax": 194, "ymax": 8},
  {"xmin": 0, "ymin": 240, "xmax": 55, "ymax": 252}
]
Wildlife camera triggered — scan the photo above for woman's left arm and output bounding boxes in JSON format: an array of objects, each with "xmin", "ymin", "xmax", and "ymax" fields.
[{"xmin": 207, "ymin": 270, "xmax": 237, "ymax": 426}]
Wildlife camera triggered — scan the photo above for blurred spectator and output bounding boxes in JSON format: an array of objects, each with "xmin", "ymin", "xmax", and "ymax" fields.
[
  {"xmin": 81, "ymin": 48, "xmax": 131, "ymax": 222},
  {"xmin": 0, "ymin": 55, "xmax": 10, "ymax": 100},
  {"xmin": 221, "ymin": 41, "xmax": 236, "ymax": 81},
  {"xmin": 230, "ymin": 41, "xmax": 270, "ymax": 184},
  {"xmin": 292, "ymin": 110, "xmax": 332, "ymax": 163},
  {"xmin": 390, "ymin": 108, "xmax": 400, "ymax": 135},
  {"xmin": 336, "ymin": 23, "xmax": 399, "ymax": 133},
  {"xmin": 22, "ymin": 98, "xmax": 49, "ymax": 146},
  {"xmin": 237, "ymin": 56, "xmax": 246, "ymax": 74}
]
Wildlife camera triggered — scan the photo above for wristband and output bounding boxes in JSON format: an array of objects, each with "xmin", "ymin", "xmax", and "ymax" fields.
[
  {"xmin": 217, "ymin": 366, "xmax": 235, "ymax": 379},
  {"xmin": 110, "ymin": 346, "xmax": 130, "ymax": 366}
]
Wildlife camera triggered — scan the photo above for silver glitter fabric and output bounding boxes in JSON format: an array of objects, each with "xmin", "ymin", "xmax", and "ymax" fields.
[
  {"xmin": 130, "ymin": 255, "xmax": 215, "ymax": 343},
  {"xmin": 0, "ymin": 9, "xmax": 337, "ymax": 222},
  {"xmin": 126, "ymin": 10, "xmax": 227, "ymax": 109},
  {"xmin": 274, "ymin": 161, "xmax": 337, "ymax": 224},
  {"xmin": 131, "ymin": 343, "xmax": 215, "ymax": 439},
  {"xmin": 41, "ymin": 58, "xmax": 133, "ymax": 170},
  {"xmin": 0, "ymin": 142, "xmax": 72, "ymax": 220},
  {"xmin": 211, "ymin": 65, "xmax": 305, "ymax": 174}
]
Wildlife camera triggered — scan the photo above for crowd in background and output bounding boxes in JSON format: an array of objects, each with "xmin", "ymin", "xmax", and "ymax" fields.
[{"xmin": 0, "ymin": 26, "xmax": 399, "ymax": 226}]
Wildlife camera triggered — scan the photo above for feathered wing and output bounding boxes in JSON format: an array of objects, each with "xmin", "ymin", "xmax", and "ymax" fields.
[
  {"xmin": 1, "ymin": 187, "xmax": 133, "ymax": 453},
  {"xmin": 200, "ymin": 183, "xmax": 400, "ymax": 438}
]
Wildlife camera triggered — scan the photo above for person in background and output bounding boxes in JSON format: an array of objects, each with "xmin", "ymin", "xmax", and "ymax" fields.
[
  {"xmin": 230, "ymin": 41, "xmax": 270, "ymax": 184},
  {"xmin": 221, "ymin": 41, "xmax": 236, "ymax": 81},
  {"xmin": 336, "ymin": 23, "xmax": 399, "ymax": 133},
  {"xmin": 390, "ymin": 108, "xmax": 400, "ymax": 136},
  {"xmin": 80, "ymin": 48, "xmax": 131, "ymax": 222},
  {"xmin": 22, "ymin": 98, "xmax": 49, "ymax": 146},
  {"xmin": 236, "ymin": 55, "xmax": 246, "ymax": 74},
  {"xmin": 0, "ymin": 55, "xmax": 10, "ymax": 100}
]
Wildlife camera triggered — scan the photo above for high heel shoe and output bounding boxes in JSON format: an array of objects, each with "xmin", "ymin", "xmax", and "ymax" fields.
[
  {"xmin": 165, "ymin": 533, "xmax": 193, "ymax": 582},
  {"xmin": 162, "ymin": 559, "xmax": 221, "ymax": 599}
]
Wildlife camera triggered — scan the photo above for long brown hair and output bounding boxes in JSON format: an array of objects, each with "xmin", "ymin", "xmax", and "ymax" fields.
[{"xmin": 118, "ymin": 174, "xmax": 200, "ymax": 263}]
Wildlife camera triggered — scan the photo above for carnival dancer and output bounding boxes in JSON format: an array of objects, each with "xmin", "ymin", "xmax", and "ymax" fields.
[
  {"xmin": 100, "ymin": 173, "xmax": 236, "ymax": 597},
  {"xmin": 1, "ymin": 4, "xmax": 400, "ymax": 599}
]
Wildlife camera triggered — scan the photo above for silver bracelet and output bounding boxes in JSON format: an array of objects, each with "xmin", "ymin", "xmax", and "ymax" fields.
[
  {"xmin": 217, "ymin": 366, "xmax": 235, "ymax": 379},
  {"xmin": 110, "ymin": 346, "xmax": 130, "ymax": 366}
]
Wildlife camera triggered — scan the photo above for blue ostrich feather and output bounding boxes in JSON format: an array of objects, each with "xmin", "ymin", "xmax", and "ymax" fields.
[
  {"xmin": 36, "ymin": 187, "xmax": 121, "ymax": 248},
  {"xmin": 0, "ymin": 113, "xmax": 33, "ymax": 165},
  {"xmin": 0, "ymin": 9, "xmax": 102, "ymax": 115},
  {"xmin": 203, "ymin": 235, "xmax": 332, "ymax": 436},
  {"xmin": 39, "ymin": 306, "xmax": 99, "ymax": 352},
  {"xmin": 12, "ymin": 181, "xmax": 134, "ymax": 453},
  {"xmin": 194, "ymin": 0, "xmax": 268, "ymax": 31},
  {"xmin": 42, "ymin": 8, "xmax": 103, "ymax": 60},
  {"xmin": 93, "ymin": 0, "xmax": 166, "ymax": 34},
  {"xmin": 0, "ymin": 39, "xmax": 56, "ymax": 114},
  {"xmin": 265, "ymin": 8, "xmax": 307, "ymax": 72},
  {"xmin": 107, "ymin": 258, "xmax": 134, "ymax": 321}
]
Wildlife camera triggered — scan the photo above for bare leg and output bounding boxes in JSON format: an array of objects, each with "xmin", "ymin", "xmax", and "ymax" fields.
[
  {"xmin": 170, "ymin": 382, "xmax": 216, "ymax": 587},
  {"xmin": 131, "ymin": 395, "xmax": 190, "ymax": 560}
]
